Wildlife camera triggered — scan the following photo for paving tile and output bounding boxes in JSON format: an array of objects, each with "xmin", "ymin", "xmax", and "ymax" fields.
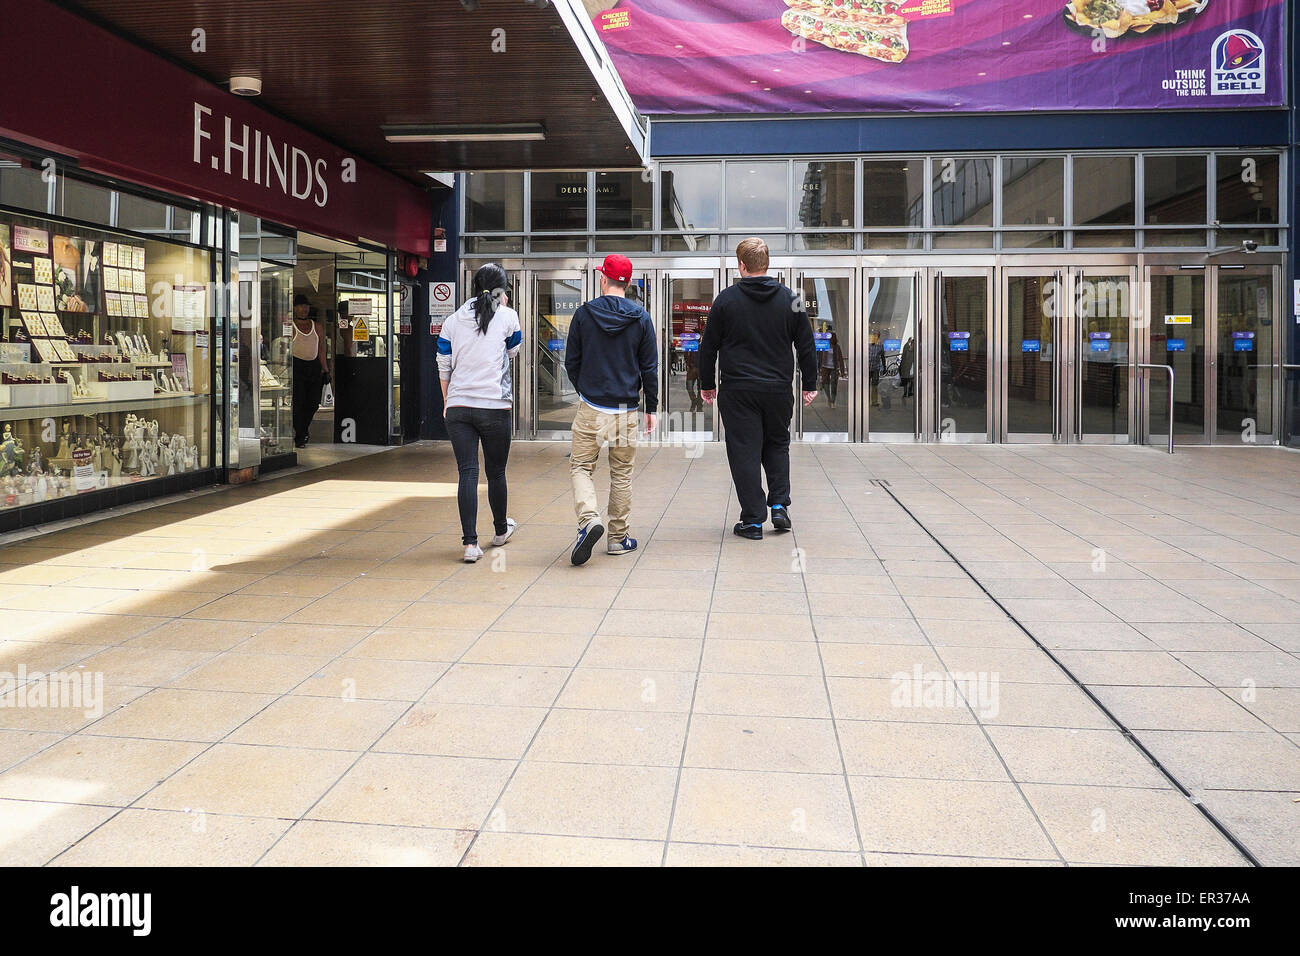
[
  {"xmin": 311, "ymin": 753, "xmax": 513, "ymax": 829},
  {"xmin": 1139, "ymin": 731, "xmax": 1300, "ymax": 791},
  {"xmin": 464, "ymin": 832, "xmax": 662, "ymax": 867},
  {"xmin": 494, "ymin": 762, "xmax": 677, "ymax": 841},
  {"xmin": 423, "ymin": 663, "xmax": 569, "ymax": 707},
  {"xmin": 839, "ymin": 720, "xmax": 1009, "ymax": 781},
  {"xmin": 1020, "ymin": 784, "xmax": 1246, "ymax": 866},
  {"xmin": 693, "ymin": 673, "xmax": 830, "ymax": 719},
  {"xmin": 1192, "ymin": 789, "xmax": 1300, "ymax": 867},
  {"xmin": 530, "ymin": 709, "xmax": 688, "ymax": 767},
  {"xmin": 671, "ymin": 768, "xmax": 859, "ymax": 852},
  {"xmin": 0, "ymin": 734, "xmax": 206, "ymax": 806},
  {"xmin": 0, "ymin": 799, "xmax": 118, "ymax": 866},
  {"xmin": 666, "ymin": 844, "xmax": 861, "ymax": 866},
  {"xmin": 986, "ymin": 726, "xmax": 1169, "ymax": 788},
  {"xmin": 50, "ymin": 808, "xmax": 289, "ymax": 866},
  {"xmin": 259, "ymin": 820, "xmax": 474, "ymax": 866},
  {"xmin": 227, "ymin": 696, "xmax": 407, "ymax": 751},
  {"xmin": 85, "ymin": 688, "xmax": 275, "ymax": 743},
  {"xmin": 849, "ymin": 777, "xmax": 1056, "ymax": 860},
  {"xmin": 684, "ymin": 714, "xmax": 841, "ymax": 774}
]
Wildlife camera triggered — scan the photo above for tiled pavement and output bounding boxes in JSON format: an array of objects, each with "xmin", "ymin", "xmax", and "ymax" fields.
[{"xmin": 0, "ymin": 440, "xmax": 1295, "ymax": 866}]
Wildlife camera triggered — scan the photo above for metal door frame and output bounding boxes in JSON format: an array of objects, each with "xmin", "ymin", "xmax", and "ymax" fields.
[
  {"xmin": 662, "ymin": 267, "xmax": 723, "ymax": 443},
  {"xmin": 999, "ymin": 266, "xmax": 1063, "ymax": 443},
  {"xmin": 1070, "ymin": 264, "xmax": 1139, "ymax": 445},
  {"xmin": 1141, "ymin": 263, "xmax": 1211, "ymax": 446},
  {"xmin": 932, "ymin": 265, "xmax": 996, "ymax": 443},
  {"xmin": 529, "ymin": 268, "xmax": 587, "ymax": 440},
  {"xmin": 794, "ymin": 266, "xmax": 858, "ymax": 442},
  {"xmin": 862, "ymin": 267, "xmax": 927, "ymax": 442},
  {"xmin": 1211, "ymin": 262, "xmax": 1283, "ymax": 446}
]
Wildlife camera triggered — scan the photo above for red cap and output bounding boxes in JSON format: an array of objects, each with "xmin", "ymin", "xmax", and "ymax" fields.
[{"xmin": 597, "ymin": 254, "xmax": 633, "ymax": 284}]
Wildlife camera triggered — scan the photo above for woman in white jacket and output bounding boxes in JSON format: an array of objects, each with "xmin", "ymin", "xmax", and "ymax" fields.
[{"xmin": 437, "ymin": 263, "xmax": 522, "ymax": 562}]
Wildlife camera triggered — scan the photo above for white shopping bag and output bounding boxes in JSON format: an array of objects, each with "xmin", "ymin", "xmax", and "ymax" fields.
[{"xmin": 321, "ymin": 382, "xmax": 334, "ymax": 408}]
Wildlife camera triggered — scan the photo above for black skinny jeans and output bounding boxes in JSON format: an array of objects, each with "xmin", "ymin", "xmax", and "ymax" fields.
[
  {"xmin": 292, "ymin": 357, "xmax": 325, "ymax": 444},
  {"xmin": 445, "ymin": 405, "xmax": 512, "ymax": 545}
]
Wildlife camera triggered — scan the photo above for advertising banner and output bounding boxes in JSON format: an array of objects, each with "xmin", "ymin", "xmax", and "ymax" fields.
[{"xmin": 591, "ymin": 0, "xmax": 1285, "ymax": 114}]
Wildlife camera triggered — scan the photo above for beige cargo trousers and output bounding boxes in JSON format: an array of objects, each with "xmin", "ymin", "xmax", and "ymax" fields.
[{"xmin": 570, "ymin": 402, "xmax": 639, "ymax": 543}]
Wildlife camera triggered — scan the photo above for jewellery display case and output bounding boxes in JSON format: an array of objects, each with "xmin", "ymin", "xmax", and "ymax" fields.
[{"xmin": 0, "ymin": 215, "xmax": 211, "ymax": 510}]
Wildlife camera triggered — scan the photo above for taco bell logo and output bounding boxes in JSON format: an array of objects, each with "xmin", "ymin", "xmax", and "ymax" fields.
[{"xmin": 1211, "ymin": 30, "xmax": 1265, "ymax": 95}]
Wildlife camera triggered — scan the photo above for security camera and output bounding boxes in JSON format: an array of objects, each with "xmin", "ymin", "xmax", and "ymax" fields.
[{"xmin": 1242, "ymin": 239, "xmax": 1259, "ymax": 254}]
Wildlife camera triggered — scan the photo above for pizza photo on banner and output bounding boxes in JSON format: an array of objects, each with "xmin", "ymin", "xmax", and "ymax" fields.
[{"xmin": 587, "ymin": 0, "xmax": 1285, "ymax": 113}]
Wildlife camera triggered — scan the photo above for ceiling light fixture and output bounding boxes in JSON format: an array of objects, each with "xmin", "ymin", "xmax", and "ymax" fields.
[
  {"xmin": 383, "ymin": 123, "xmax": 546, "ymax": 143},
  {"xmin": 229, "ymin": 75, "xmax": 262, "ymax": 96}
]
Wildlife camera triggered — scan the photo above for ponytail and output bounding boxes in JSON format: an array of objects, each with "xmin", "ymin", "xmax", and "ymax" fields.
[{"xmin": 471, "ymin": 263, "xmax": 508, "ymax": 335}]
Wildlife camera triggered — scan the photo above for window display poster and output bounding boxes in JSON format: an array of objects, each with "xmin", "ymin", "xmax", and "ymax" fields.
[
  {"xmin": 0, "ymin": 224, "xmax": 11, "ymax": 308},
  {"xmin": 172, "ymin": 284, "xmax": 205, "ymax": 333},
  {"xmin": 593, "ymin": 0, "xmax": 1286, "ymax": 114},
  {"xmin": 72, "ymin": 448, "xmax": 97, "ymax": 493},
  {"xmin": 52, "ymin": 235, "xmax": 100, "ymax": 314},
  {"xmin": 171, "ymin": 353, "xmax": 191, "ymax": 391},
  {"xmin": 12, "ymin": 225, "xmax": 49, "ymax": 255}
]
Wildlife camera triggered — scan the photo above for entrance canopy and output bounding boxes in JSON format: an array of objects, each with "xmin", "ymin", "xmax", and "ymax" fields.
[{"xmin": 62, "ymin": 0, "xmax": 647, "ymax": 179}]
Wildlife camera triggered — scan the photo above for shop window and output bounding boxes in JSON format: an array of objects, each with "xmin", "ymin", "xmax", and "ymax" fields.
[
  {"xmin": 116, "ymin": 191, "xmax": 168, "ymax": 232},
  {"xmin": 1, "ymin": 212, "xmax": 213, "ymax": 515},
  {"xmin": 1215, "ymin": 153, "xmax": 1279, "ymax": 225},
  {"xmin": 725, "ymin": 162, "xmax": 788, "ymax": 231},
  {"xmin": 465, "ymin": 172, "xmax": 523, "ymax": 232},
  {"xmin": 932, "ymin": 157, "xmax": 994, "ymax": 228},
  {"xmin": 725, "ymin": 234, "xmax": 787, "ymax": 253},
  {"xmin": 528, "ymin": 235, "xmax": 588, "ymax": 253},
  {"xmin": 1002, "ymin": 230, "xmax": 1063, "ymax": 249},
  {"xmin": 594, "ymin": 171, "xmax": 653, "ymax": 232},
  {"xmin": 463, "ymin": 236, "xmax": 523, "ymax": 255},
  {"xmin": 530, "ymin": 171, "xmax": 589, "ymax": 232},
  {"xmin": 660, "ymin": 163, "xmax": 722, "ymax": 232},
  {"xmin": 0, "ymin": 161, "xmax": 49, "ymax": 214},
  {"xmin": 863, "ymin": 160, "xmax": 923, "ymax": 228},
  {"xmin": 933, "ymin": 231, "xmax": 993, "ymax": 249},
  {"xmin": 1073, "ymin": 230, "xmax": 1135, "ymax": 249},
  {"xmin": 1143, "ymin": 229, "xmax": 1208, "ymax": 247},
  {"xmin": 1001, "ymin": 157, "xmax": 1063, "ymax": 228},
  {"xmin": 1143, "ymin": 155, "xmax": 1207, "ymax": 225},
  {"xmin": 1214, "ymin": 228, "xmax": 1278, "ymax": 249},
  {"xmin": 661, "ymin": 234, "xmax": 719, "ymax": 252},
  {"xmin": 59, "ymin": 176, "xmax": 112, "ymax": 226},
  {"xmin": 1073, "ymin": 156, "xmax": 1135, "ymax": 226},
  {"xmin": 793, "ymin": 161, "xmax": 855, "ymax": 230},
  {"xmin": 594, "ymin": 235, "xmax": 653, "ymax": 253},
  {"xmin": 794, "ymin": 233, "xmax": 854, "ymax": 251},
  {"xmin": 863, "ymin": 232, "xmax": 923, "ymax": 250}
]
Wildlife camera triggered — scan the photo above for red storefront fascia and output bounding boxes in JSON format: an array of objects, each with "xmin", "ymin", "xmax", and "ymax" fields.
[{"xmin": 0, "ymin": 0, "xmax": 431, "ymax": 256}]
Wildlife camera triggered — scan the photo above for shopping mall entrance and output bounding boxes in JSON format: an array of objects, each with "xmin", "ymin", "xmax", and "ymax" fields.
[{"xmin": 463, "ymin": 255, "xmax": 1287, "ymax": 448}]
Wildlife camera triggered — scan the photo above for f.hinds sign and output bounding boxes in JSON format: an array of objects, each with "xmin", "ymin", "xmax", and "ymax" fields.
[{"xmin": 194, "ymin": 103, "xmax": 339, "ymax": 208}]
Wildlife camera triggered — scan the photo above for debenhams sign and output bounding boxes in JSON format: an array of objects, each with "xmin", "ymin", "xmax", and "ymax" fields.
[{"xmin": 193, "ymin": 102, "xmax": 345, "ymax": 209}]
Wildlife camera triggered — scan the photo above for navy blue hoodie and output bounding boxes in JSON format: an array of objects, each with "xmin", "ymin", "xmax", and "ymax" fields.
[{"xmin": 564, "ymin": 295, "xmax": 659, "ymax": 413}]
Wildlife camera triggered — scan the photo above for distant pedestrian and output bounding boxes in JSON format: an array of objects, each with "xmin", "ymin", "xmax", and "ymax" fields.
[
  {"xmin": 438, "ymin": 263, "xmax": 522, "ymax": 563},
  {"xmin": 291, "ymin": 294, "xmax": 329, "ymax": 448},
  {"xmin": 565, "ymin": 254, "xmax": 659, "ymax": 565},
  {"xmin": 699, "ymin": 238, "xmax": 817, "ymax": 539},
  {"xmin": 900, "ymin": 336, "xmax": 915, "ymax": 400}
]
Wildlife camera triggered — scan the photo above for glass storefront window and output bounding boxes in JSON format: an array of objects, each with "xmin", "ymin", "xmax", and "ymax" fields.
[
  {"xmin": 1, "ymin": 211, "xmax": 212, "ymax": 513},
  {"xmin": 1215, "ymin": 153, "xmax": 1280, "ymax": 225},
  {"xmin": 0, "ymin": 159, "xmax": 49, "ymax": 214},
  {"xmin": 725, "ymin": 162, "xmax": 788, "ymax": 230},
  {"xmin": 116, "ymin": 192, "xmax": 169, "ymax": 233},
  {"xmin": 1144, "ymin": 154, "xmax": 1207, "ymax": 225},
  {"xmin": 793, "ymin": 161, "xmax": 855, "ymax": 230},
  {"xmin": 594, "ymin": 171, "xmax": 653, "ymax": 232},
  {"xmin": 59, "ymin": 176, "xmax": 112, "ymax": 225},
  {"xmin": 465, "ymin": 171, "xmax": 523, "ymax": 232},
  {"xmin": 863, "ymin": 160, "xmax": 923, "ymax": 228},
  {"xmin": 528, "ymin": 236, "xmax": 588, "ymax": 253},
  {"xmin": 662, "ymin": 234, "xmax": 719, "ymax": 252},
  {"xmin": 1073, "ymin": 156, "xmax": 1135, "ymax": 226},
  {"xmin": 660, "ymin": 163, "xmax": 721, "ymax": 231},
  {"xmin": 1002, "ymin": 157, "xmax": 1063, "ymax": 227},
  {"xmin": 933, "ymin": 157, "xmax": 994, "ymax": 228},
  {"xmin": 530, "ymin": 171, "xmax": 588, "ymax": 232}
]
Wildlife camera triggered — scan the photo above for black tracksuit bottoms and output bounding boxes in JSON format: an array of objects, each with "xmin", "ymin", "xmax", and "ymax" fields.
[{"xmin": 718, "ymin": 388, "xmax": 794, "ymax": 526}]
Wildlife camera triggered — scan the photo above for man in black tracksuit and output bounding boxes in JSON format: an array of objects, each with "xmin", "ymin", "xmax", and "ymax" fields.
[{"xmin": 700, "ymin": 238, "xmax": 818, "ymax": 540}]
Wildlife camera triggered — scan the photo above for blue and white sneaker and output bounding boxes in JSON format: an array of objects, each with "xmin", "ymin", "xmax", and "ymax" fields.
[
  {"xmin": 571, "ymin": 519, "xmax": 604, "ymax": 566},
  {"xmin": 607, "ymin": 535, "xmax": 638, "ymax": 556},
  {"xmin": 770, "ymin": 504, "xmax": 792, "ymax": 533}
]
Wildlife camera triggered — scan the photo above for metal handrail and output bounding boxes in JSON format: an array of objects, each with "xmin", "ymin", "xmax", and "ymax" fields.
[{"xmin": 1137, "ymin": 363, "xmax": 1175, "ymax": 454}]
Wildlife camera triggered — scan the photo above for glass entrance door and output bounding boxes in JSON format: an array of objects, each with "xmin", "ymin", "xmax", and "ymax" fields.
[
  {"xmin": 865, "ymin": 271, "xmax": 922, "ymax": 441},
  {"xmin": 532, "ymin": 272, "xmax": 586, "ymax": 439},
  {"xmin": 664, "ymin": 271, "xmax": 720, "ymax": 441},
  {"xmin": 999, "ymin": 267, "xmax": 1135, "ymax": 444},
  {"xmin": 1145, "ymin": 268, "xmax": 1208, "ymax": 445},
  {"xmin": 1214, "ymin": 267, "xmax": 1276, "ymax": 444},
  {"xmin": 795, "ymin": 269, "xmax": 856, "ymax": 441},
  {"xmin": 1002, "ymin": 270, "xmax": 1058, "ymax": 441},
  {"xmin": 933, "ymin": 270, "xmax": 993, "ymax": 441}
]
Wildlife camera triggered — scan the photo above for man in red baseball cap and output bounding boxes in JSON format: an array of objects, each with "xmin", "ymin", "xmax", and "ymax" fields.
[{"xmin": 564, "ymin": 254, "xmax": 659, "ymax": 565}]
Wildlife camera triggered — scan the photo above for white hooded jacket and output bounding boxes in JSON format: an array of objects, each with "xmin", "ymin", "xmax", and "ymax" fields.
[{"xmin": 436, "ymin": 300, "xmax": 522, "ymax": 410}]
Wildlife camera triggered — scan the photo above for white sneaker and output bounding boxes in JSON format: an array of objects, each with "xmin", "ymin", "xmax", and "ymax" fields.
[
  {"xmin": 490, "ymin": 518, "xmax": 517, "ymax": 548},
  {"xmin": 463, "ymin": 544, "xmax": 484, "ymax": 563}
]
